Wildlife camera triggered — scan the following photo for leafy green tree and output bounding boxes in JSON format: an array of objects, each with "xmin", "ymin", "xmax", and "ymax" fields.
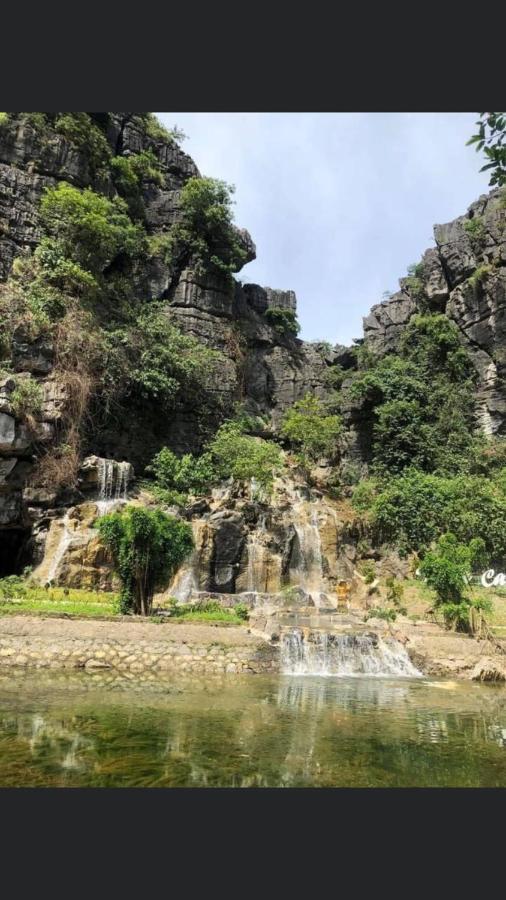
[
  {"xmin": 102, "ymin": 304, "xmax": 223, "ymax": 414},
  {"xmin": 175, "ymin": 176, "xmax": 248, "ymax": 275},
  {"xmin": 354, "ymin": 468, "xmax": 506, "ymax": 557},
  {"xmin": 347, "ymin": 314, "xmax": 477, "ymax": 476},
  {"xmin": 146, "ymin": 447, "xmax": 215, "ymax": 505},
  {"xmin": 40, "ymin": 182, "xmax": 145, "ymax": 276},
  {"xmin": 419, "ymin": 534, "xmax": 490, "ymax": 632},
  {"xmin": 208, "ymin": 420, "xmax": 282, "ymax": 491},
  {"xmin": 96, "ymin": 506, "xmax": 193, "ymax": 615},
  {"xmin": 467, "ymin": 113, "xmax": 506, "ymax": 187},
  {"xmin": 281, "ymin": 393, "xmax": 341, "ymax": 466}
]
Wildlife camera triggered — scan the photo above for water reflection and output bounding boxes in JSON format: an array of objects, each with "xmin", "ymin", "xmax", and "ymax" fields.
[{"xmin": 0, "ymin": 671, "xmax": 505, "ymax": 787}]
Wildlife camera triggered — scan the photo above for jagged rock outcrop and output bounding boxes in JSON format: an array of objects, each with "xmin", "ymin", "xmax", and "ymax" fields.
[{"xmin": 363, "ymin": 188, "xmax": 506, "ymax": 434}]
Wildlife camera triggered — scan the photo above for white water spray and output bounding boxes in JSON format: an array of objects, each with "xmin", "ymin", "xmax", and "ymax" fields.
[
  {"xmin": 281, "ymin": 629, "xmax": 421, "ymax": 677},
  {"xmin": 95, "ymin": 458, "xmax": 130, "ymax": 517}
]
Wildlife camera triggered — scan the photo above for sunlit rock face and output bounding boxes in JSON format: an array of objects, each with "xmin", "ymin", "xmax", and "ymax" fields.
[{"xmin": 166, "ymin": 472, "xmax": 365, "ymax": 609}]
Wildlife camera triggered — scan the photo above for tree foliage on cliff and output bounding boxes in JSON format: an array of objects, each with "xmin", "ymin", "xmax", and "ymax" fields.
[
  {"xmin": 96, "ymin": 506, "xmax": 193, "ymax": 615},
  {"xmin": 175, "ymin": 177, "xmax": 248, "ymax": 275},
  {"xmin": 101, "ymin": 304, "xmax": 223, "ymax": 416},
  {"xmin": 467, "ymin": 113, "xmax": 506, "ymax": 187},
  {"xmin": 281, "ymin": 393, "xmax": 341, "ymax": 465},
  {"xmin": 146, "ymin": 419, "xmax": 283, "ymax": 503},
  {"xmin": 348, "ymin": 314, "xmax": 477, "ymax": 476}
]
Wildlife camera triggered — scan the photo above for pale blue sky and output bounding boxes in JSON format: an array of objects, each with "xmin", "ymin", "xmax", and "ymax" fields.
[{"xmin": 158, "ymin": 113, "xmax": 490, "ymax": 345}]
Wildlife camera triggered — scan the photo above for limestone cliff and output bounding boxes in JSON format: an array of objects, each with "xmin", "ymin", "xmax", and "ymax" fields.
[
  {"xmin": 0, "ymin": 112, "xmax": 339, "ymax": 573},
  {"xmin": 1, "ymin": 111, "xmax": 506, "ymax": 592},
  {"xmin": 362, "ymin": 189, "xmax": 506, "ymax": 435}
]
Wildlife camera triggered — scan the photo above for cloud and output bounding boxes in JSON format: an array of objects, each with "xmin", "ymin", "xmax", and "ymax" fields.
[{"xmin": 158, "ymin": 113, "xmax": 490, "ymax": 345}]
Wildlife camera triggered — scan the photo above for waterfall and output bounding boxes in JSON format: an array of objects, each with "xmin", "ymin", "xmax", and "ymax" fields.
[
  {"xmin": 291, "ymin": 504, "xmax": 325, "ymax": 603},
  {"xmin": 169, "ymin": 520, "xmax": 206, "ymax": 601},
  {"xmin": 281, "ymin": 628, "xmax": 421, "ymax": 677},
  {"xmin": 46, "ymin": 511, "xmax": 74, "ymax": 585},
  {"xmin": 96, "ymin": 458, "xmax": 130, "ymax": 517},
  {"xmin": 115, "ymin": 462, "xmax": 130, "ymax": 500},
  {"xmin": 246, "ymin": 514, "xmax": 267, "ymax": 592}
]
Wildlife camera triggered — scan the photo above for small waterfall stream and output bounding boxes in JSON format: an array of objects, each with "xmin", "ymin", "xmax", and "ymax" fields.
[
  {"xmin": 46, "ymin": 511, "xmax": 75, "ymax": 584},
  {"xmin": 281, "ymin": 629, "xmax": 421, "ymax": 677},
  {"xmin": 95, "ymin": 459, "xmax": 131, "ymax": 517}
]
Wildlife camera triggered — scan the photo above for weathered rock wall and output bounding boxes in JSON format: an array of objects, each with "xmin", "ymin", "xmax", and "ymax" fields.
[
  {"xmin": 0, "ymin": 114, "xmax": 340, "ymax": 562},
  {"xmin": 363, "ymin": 189, "xmax": 506, "ymax": 435}
]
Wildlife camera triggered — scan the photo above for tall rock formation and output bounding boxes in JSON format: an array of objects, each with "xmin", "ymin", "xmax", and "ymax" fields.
[
  {"xmin": 0, "ymin": 113, "xmax": 339, "ymax": 573},
  {"xmin": 362, "ymin": 189, "xmax": 506, "ymax": 435}
]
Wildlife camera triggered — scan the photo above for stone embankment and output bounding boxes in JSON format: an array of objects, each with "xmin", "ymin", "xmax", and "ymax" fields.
[{"xmin": 0, "ymin": 616, "xmax": 278, "ymax": 675}]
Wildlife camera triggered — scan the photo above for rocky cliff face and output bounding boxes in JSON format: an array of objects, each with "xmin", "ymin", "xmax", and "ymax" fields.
[
  {"xmin": 2, "ymin": 112, "xmax": 506, "ymax": 594},
  {"xmin": 0, "ymin": 113, "xmax": 341, "ymax": 574},
  {"xmin": 362, "ymin": 189, "xmax": 506, "ymax": 435}
]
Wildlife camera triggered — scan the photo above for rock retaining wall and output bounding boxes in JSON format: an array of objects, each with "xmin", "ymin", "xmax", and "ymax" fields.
[{"xmin": 0, "ymin": 617, "xmax": 279, "ymax": 675}]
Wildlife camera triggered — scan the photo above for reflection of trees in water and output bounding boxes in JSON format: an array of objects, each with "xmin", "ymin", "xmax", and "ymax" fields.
[{"xmin": 0, "ymin": 675, "xmax": 506, "ymax": 786}]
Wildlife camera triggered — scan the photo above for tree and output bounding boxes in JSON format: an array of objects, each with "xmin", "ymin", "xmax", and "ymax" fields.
[
  {"xmin": 208, "ymin": 420, "xmax": 282, "ymax": 491},
  {"xmin": 467, "ymin": 113, "xmax": 506, "ymax": 187},
  {"xmin": 97, "ymin": 506, "xmax": 193, "ymax": 615},
  {"xmin": 175, "ymin": 176, "xmax": 248, "ymax": 275},
  {"xmin": 419, "ymin": 533, "xmax": 490, "ymax": 632},
  {"xmin": 280, "ymin": 393, "xmax": 341, "ymax": 466},
  {"xmin": 40, "ymin": 182, "xmax": 145, "ymax": 276}
]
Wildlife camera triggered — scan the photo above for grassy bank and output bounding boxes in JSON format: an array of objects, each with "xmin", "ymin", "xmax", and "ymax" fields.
[
  {"xmin": 0, "ymin": 579, "xmax": 247, "ymax": 625},
  {"xmin": 398, "ymin": 578, "xmax": 506, "ymax": 635},
  {"xmin": 0, "ymin": 585, "xmax": 118, "ymax": 618}
]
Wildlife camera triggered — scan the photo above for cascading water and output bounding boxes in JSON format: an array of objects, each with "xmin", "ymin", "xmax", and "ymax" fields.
[
  {"xmin": 291, "ymin": 502, "xmax": 325, "ymax": 605},
  {"xmin": 281, "ymin": 628, "xmax": 421, "ymax": 677},
  {"xmin": 45, "ymin": 510, "xmax": 75, "ymax": 584},
  {"xmin": 95, "ymin": 459, "xmax": 130, "ymax": 517},
  {"xmin": 246, "ymin": 513, "xmax": 268, "ymax": 593},
  {"xmin": 169, "ymin": 520, "xmax": 207, "ymax": 601}
]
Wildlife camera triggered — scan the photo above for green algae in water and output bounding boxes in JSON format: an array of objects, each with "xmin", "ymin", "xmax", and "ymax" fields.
[{"xmin": 0, "ymin": 670, "xmax": 506, "ymax": 787}]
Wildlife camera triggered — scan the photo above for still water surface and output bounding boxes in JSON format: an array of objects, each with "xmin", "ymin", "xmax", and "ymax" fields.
[{"xmin": 0, "ymin": 670, "xmax": 505, "ymax": 787}]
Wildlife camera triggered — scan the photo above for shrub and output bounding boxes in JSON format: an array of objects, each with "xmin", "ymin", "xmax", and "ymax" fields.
[
  {"xmin": 385, "ymin": 576, "xmax": 405, "ymax": 608},
  {"xmin": 141, "ymin": 114, "xmax": 186, "ymax": 144},
  {"xmin": 0, "ymin": 576, "xmax": 27, "ymax": 600},
  {"xmin": 96, "ymin": 506, "xmax": 193, "ymax": 615},
  {"xmin": 234, "ymin": 602, "xmax": 250, "ymax": 621},
  {"xmin": 175, "ymin": 176, "xmax": 248, "ymax": 275},
  {"xmin": 208, "ymin": 420, "xmax": 283, "ymax": 491},
  {"xmin": 146, "ymin": 447, "xmax": 215, "ymax": 505},
  {"xmin": 281, "ymin": 393, "xmax": 341, "ymax": 464},
  {"xmin": 469, "ymin": 264, "xmax": 493, "ymax": 289},
  {"xmin": 10, "ymin": 378, "xmax": 43, "ymax": 420},
  {"xmin": 464, "ymin": 216, "xmax": 485, "ymax": 241},
  {"xmin": 359, "ymin": 561, "xmax": 376, "ymax": 584},
  {"xmin": 264, "ymin": 307, "xmax": 300, "ymax": 336},
  {"xmin": 53, "ymin": 113, "xmax": 111, "ymax": 172},
  {"xmin": 0, "ymin": 112, "xmax": 8, "ymax": 128},
  {"xmin": 111, "ymin": 150, "xmax": 164, "ymax": 217},
  {"xmin": 419, "ymin": 533, "xmax": 491, "ymax": 632},
  {"xmin": 40, "ymin": 182, "xmax": 146, "ymax": 277},
  {"xmin": 404, "ymin": 262, "xmax": 425, "ymax": 298}
]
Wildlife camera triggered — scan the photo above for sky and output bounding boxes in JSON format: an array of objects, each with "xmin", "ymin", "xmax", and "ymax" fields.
[{"xmin": 157, "ymin": 113, "xmax": 490, "ymax": 345}]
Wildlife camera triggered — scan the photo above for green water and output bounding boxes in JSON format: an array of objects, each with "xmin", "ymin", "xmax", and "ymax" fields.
[{"xmin": 0, "ymin": 669, "xmax": 506, "ymax": 787}]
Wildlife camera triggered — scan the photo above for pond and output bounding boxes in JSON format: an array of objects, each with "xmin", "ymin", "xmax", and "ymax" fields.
[{"xmin": 0, "ymin": 670, "xmax": 505, "ymax": 787}]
